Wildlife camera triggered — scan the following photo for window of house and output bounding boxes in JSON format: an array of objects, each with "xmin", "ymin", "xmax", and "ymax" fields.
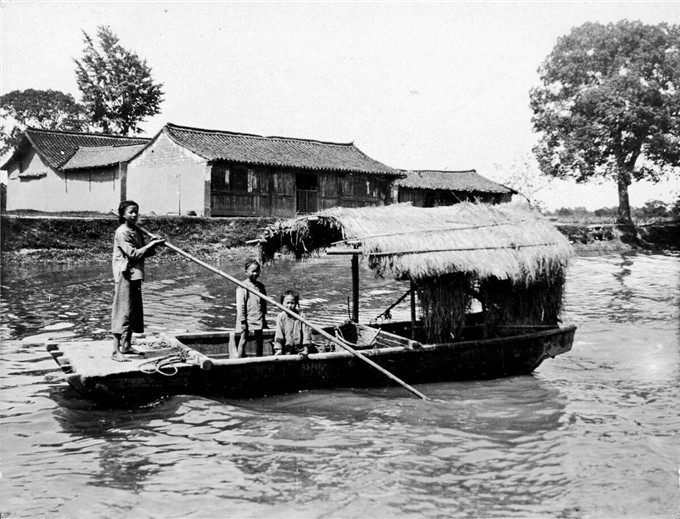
[
  {"xmin": 296, "ymin": 173, "xmax": 318, "ymax": 191},
  {"xmin": 353, "ymin": 176, "xmax": 367, "ymax": 197},
  {"xmin": 211, "ymin": 164, "xmax": 230, "ymax": 190},
  {"xmin": 247, "ymin": 168, "xmax": 259, "ymax": 192},
  {"xmin": 320, "ymin": 174, "xmax": 338, "ymax": 197},
  {"xmin": 340, "ymin": 176, "xmax": 351, "ymax": 196},
  {"xmin": 230, "ymin": 166, "xmax": 248, "ymax": 192}
]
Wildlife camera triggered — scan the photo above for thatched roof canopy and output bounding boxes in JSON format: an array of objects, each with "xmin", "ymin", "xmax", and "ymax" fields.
[{"xmin": 259, "ymin": 203, "xmax": 573, "ymax": 283}]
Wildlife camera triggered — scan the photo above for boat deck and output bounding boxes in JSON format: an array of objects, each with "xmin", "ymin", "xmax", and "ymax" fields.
[
  {"xmin": 45, "ymin": 322, "xmax": 576, "ymax": 405},
  {"xmin": 46, "ymin": 340, "xmax": 185, "ymax": 377}
]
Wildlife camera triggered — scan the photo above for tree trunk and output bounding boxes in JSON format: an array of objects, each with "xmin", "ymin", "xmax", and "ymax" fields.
[{"xmin": 617, "ymin": 169, "xmax": 633, "ymax": 224}]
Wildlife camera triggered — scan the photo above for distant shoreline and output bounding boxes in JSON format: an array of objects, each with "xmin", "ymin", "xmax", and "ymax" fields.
[{"xmin": 1, "ymin": 214, "xmax": 678, "ymax": 265}]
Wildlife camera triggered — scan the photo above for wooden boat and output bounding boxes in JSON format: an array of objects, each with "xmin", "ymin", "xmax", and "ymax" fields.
[
  {"xmin": 46, "ymin": 320, "xmax": 575, "ymax": 406},
  {"xmin": 47, "ymin": 203, "xmax": 578, "ymax": 405}
]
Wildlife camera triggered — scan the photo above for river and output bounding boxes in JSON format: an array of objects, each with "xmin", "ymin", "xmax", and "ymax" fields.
[{"xmin": 1, "ymin": 252, "xmax": 678, "ymax": 518}]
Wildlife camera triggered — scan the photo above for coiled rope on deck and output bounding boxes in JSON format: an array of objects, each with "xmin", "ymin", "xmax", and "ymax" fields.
[{"xmin": 138, "ymin": 350, "xmax": 188, "ymax": 377}]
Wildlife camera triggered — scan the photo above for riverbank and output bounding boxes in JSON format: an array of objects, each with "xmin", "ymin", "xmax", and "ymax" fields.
[
  {"xmin": 0, "ymin": 214, "xmax": 276, "ymax": 265},
  {"xmin": 1, "ymin": 214, "xmax": 678, "ymax": 264},
  {"xmin": 554, "ymin": 220, "xmax": 680, "ymax": 252}
]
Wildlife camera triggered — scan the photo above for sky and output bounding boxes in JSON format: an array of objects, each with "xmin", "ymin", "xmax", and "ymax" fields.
[{"xmin": 2, "ymin": 1, "xmax": 679, "ymax": 210}]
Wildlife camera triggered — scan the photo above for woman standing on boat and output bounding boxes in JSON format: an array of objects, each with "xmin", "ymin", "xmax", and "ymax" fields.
[
  {"xmin": 111, "ymin": 200, "xmax": 165, "ymax": 362},
  {"xmin": 235, "ymin": 259, "xmax": 268, "ymax": 357}
]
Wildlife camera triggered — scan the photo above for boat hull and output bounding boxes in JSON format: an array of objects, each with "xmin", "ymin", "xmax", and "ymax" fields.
[{"xmin": 46, "ymin": 323, "xmax": 576, "ymax": 405}]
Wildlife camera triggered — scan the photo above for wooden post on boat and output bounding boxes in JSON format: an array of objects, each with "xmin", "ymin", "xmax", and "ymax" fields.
[
  {"xmin": 327, "ymin": 249, "xmax": 361, "ymax": 322},
  {"xmin": 410, "ymin": 279, "xmax": 417, "ymax": 340},
  {"xmin": 351, "ymin": 253, "xmax": 360, "ymax": 323},
  {"xmin": 138, "ymin": 225, "xmax": 428, "ymax": 401}
]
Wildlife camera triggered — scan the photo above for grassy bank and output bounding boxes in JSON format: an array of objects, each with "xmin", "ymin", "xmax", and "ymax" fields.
[
  {"xmin": 554, "ymin": 220, "xmax": 680, "ymax": 252},
  {"xmin": 1, "ymin": 214, "xmax": 276, "ymax": 264},
  {"xmin": 1, "ymin": 213, "xmax": 678, "ymax": 265}
]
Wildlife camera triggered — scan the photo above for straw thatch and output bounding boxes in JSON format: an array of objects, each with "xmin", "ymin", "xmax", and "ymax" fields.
[
  {"xmin": 260, "ymin": 202, "xmax": 572, "ymax": 282},
  {"xmin": 258, "ymin": 203, "xmax": 573, "ymax": 338}
]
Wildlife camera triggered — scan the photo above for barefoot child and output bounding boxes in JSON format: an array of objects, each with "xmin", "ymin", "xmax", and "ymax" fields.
[
  {"xmin": 235, "ymin": 258, "xmax": 267, "ymax": 357},
  {"xmin": 111, "ymin": 200, "xmax": 165, "ymax": 362},
  {"xmin": 274, "ymin": 290, "xmax": 316, "ymax": 356}
]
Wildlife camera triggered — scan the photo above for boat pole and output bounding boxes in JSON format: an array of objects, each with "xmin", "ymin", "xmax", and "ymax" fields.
[{"xmin": 137, "ymin": 225, "xmax": 429, "ymax": 401}]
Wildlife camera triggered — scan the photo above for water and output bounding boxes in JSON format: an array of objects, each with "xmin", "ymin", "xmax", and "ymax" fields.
[{"xmin": 1, "ymin": 252, "xmax": 678, "ymax": 518}]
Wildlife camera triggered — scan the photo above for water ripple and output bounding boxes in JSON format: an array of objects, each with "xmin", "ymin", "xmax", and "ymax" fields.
[{"xmin": 1, "ymin": 253, "xmax": 678, "ymax": 518}]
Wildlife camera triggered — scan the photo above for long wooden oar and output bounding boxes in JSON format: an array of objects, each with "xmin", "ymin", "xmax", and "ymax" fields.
[{"xmin": 137, "ymin": 225, "xmax": 428, "ymax": 400}]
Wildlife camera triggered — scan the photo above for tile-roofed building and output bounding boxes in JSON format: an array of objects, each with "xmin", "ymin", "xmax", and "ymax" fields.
[
  {"xmin": 2, "ymin": 128, "xmax": 149, "ymax": 170},
  {"xmin": 1, "ymin": 124, "xmax": 514, "ymax": 217},
  {"xmin": 126, "ymin": 123, "xmax": 402, "ymax": 217},
  {"xmin": 395, "ymin": 169, "xmax": 515, "ymax": 207},
  {"xmin": 2, "ymin": 128, "xmax": 150, "ymax": 213},
  {"xmin": 163, "ymin": 123, "xmax": 401, "ymax": 176}
]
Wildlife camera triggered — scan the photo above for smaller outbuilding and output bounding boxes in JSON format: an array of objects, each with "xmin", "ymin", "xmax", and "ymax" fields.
[
  {"xmin": 395, "ymin": 169, "xmax": 515, "ymax": 207},
  {"xmin": 1, "ymin": 128, "xmax": 148, "ymax": 213}
]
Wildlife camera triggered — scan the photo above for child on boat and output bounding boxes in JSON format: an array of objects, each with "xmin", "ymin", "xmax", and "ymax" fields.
[
  {"xmin": 274, "ymin": 290, "xmax": 316, "ymax": 357},
  {"xmin": 111, "ymin": 200, "xmax": 165, "ymax": 362},
  {"xmin": 235, "ymin": 258, "xmax": 268, "ymax": 357}
]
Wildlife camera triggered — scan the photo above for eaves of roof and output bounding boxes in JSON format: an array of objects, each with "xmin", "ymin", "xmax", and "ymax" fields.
[
  {"xmin": 61, "ymin": 144, "xmax": 148, "ymax": 170},
  {"xmin": 161, "ymin": 123, "xmax": 401, "ymax": 176},
  {"xmin": 396, "ymin": 169, "xmax": 516, "ymax": 194},
  {"xmin": 1, "ymin": 128, "xmax": 150, "ymax": 171}
]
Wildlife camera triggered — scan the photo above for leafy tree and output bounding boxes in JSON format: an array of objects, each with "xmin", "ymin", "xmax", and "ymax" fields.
[
  {"xmin": 669, "ymin": 194, "xmax": 680, "ymax": 220},
  {"xmin": 594, "ymin": 206, "xmax": 618, "ymax": 218},
  {"xmin": 0, "ymin": 89, "xmax": 87, "ymax": 155},
  {"xmin": 530, "ymin": 20, "xmax": 680, "ymax": 224},
  {"xmin": 74, "ymin": 26, "xmax": 164, "ymax": 135},
  {"xmin": 639, "ymin": 199, "xmax": 669, "ymax": 219}
]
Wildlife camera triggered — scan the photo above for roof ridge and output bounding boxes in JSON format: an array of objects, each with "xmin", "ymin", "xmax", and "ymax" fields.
[
  {"xmin": 408, "ymin": 169, "xmax": 478, "ymax": 174},
  {"xmin": 165, "ymin": 122, "xmax": 354, "ymax": 147},
  {"xmin": 74, "ymin": 143, "xmax": 147, "ymax": 151},
  {"xmin": 25, "ymin": 126, "xmax": 150, "ymax": 141}
]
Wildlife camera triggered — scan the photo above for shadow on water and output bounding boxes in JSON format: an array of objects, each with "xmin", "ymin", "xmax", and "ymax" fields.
[
  {"xmin": 51, "ymin": 396, "xmax": 185, "ymax": 491},
  {"xmin": 47, "ymin": 367, "xmax": 570, "ymax": 503}
]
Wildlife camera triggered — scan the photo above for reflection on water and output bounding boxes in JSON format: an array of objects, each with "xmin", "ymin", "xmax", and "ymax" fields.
[{"xmin": 1, "ymin": 252, "xmax": 679, "ymax": 518}]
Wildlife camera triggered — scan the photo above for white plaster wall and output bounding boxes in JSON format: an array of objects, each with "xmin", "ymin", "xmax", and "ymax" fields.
[
  {"xmin": 64, "ymin": 168, "xmax": 121, "ymax": 213},
  {"xmin": 127, "ymin": 132, "xmax": 207, "ymax": 216},
  {"xmin": 6, "ymin": 148, "xmax": 120, "ymax": 212}
]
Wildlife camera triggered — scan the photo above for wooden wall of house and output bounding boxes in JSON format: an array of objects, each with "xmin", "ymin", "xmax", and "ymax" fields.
[
  {"xmin": 320, "ymin": 174, "xmax": 391, "ymax": 210},
  {"xmin": 5, "ymin": 148, "xmax": 121, "ymax": 212},
  {"xmin": 210, "ymin": 164, "xmax": 295, "ymax": 217},
  {"xmin": 398, "ymin": 188, "xmax": 509, "ymax": 207},
  {"xmin": 397, "ymin": 188, "xmax": 427, "ymax": 207},
  {"xmin": 210, "ymin": 163, "xmax": 392, "ymax": 217}
]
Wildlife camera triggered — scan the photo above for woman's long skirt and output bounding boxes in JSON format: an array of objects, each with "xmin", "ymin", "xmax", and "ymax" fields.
[{"xmin": 111, "ymin": 274, "xmax": 144, "ymax": 334}]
